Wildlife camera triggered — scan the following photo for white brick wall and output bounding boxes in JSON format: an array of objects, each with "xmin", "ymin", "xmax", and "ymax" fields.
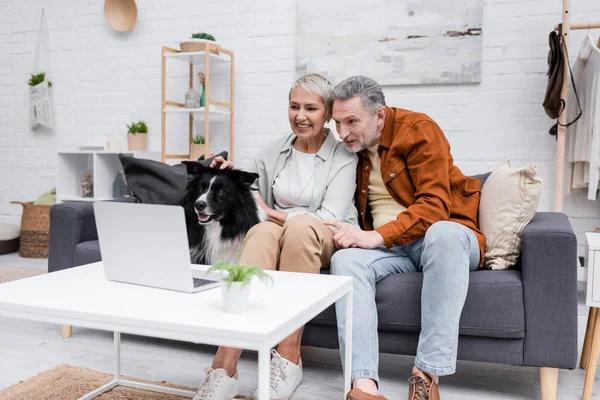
[
  {"xmin": 1, "ymin": 0, "xmax": 599, "ymax": 255},
  {"xmin": 0, "ymin": 0, "xmax": 296, "ymax": 215}
]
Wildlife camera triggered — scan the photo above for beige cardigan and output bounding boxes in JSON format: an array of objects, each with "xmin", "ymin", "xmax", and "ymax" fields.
[{"xmin": 248, "ymin": 128, "xmax": 359, "ymax": 226}]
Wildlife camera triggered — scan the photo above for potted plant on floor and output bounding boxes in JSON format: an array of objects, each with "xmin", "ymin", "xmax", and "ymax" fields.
[
  {"xmin": 206, "ymin": 262, "xmax": 273, "ymax": 313},
  {"xmin": 127, "ymin": 121, "xmax": 148, "ymax": 151},
  {"xmin": 190, "ymin": 135, "xmax": 205, "ymax": 161}
]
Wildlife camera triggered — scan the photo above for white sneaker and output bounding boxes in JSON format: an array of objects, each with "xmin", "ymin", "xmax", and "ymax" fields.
[
  {"xmin": 192, "ymin": 367, "xmax": 240, "ymax": 400},
  {"xmin": 253, "ymin": 349, "xmax": 303, "ymax": 400}
]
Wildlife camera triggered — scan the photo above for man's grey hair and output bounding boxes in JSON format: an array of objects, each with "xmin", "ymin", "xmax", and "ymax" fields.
[
  {"xmin": 289, "ymin": 73, "xmax": 334, "ymax": 112},
  {"xmin": 332, "ymin": 75, "xmax": 386, "ymax": 114}
]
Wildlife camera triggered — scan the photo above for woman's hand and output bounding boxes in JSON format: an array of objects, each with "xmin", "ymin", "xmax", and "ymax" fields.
[
  {"xmin": 210, "ymin": 156, "xmax": 234, "ymax": 170},
  {"xmin": 253, "ymin": 191, "xmax": 271, "ymax": 213},
  {"xmin": 323, "ymin": 221, "xmax": 384, "ymax": 249}
]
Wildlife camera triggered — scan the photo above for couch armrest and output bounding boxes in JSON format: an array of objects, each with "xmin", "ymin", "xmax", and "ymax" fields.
[
  {"xmin": 48, "ymin": 202, "xmax": 97, "ymax": 273},
  {"xmin": 520, "ymin": 212, "xmax": 578, "ymax": 369},
  {"xmin": 47, "ymin": 197, "xmax": 138, "ymax": 273}
]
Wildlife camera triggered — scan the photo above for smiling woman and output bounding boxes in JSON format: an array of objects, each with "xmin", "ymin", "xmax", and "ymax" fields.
[{"xmin": 193, "ymin": 73, "xmax": 360, "ymax": 400}]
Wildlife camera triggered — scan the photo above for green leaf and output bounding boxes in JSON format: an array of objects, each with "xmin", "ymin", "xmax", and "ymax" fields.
[
  {"xmin": 206, "ymin": 262, "xmax": 273, "ymax": 287},
  {"xmin": 192, "ymin": 135, "xmax": 205, "ymax": 144},
  {"xmin": 191, "ymin": 32, "xmax": 216, "ymax": 41},
  {"xmin": 28, "ymin": 72, "xmax": 51, "ymax": 87}
]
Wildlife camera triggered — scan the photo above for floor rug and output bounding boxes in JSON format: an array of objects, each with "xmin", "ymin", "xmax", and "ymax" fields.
[
  {"xmin": 0, "ymin": 364, "xmax": 253, "ymax": 399},
  {"xmin": 0, "ymin": 267, "xmax": 45, "ymax": 283}
]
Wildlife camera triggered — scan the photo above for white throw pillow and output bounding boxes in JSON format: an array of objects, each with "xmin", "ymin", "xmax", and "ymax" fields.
[{"xmin": 479, "ymin": 162, "xmax": 543, "ymax": 270}]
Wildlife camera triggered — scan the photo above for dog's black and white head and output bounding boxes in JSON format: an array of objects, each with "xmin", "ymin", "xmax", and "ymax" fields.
[
  {"xmin": 182, "ymin": 161, "xmax": 259, "ymax": 226},
  {"xmin": 182, "ymin": 161, "xmax": 263, "ymax": 265}
]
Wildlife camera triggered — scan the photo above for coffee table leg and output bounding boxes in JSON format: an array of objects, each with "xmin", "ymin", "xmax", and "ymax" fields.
[
  {"xmin": 257, "ymin": 346, "xmax": 271, "ymax": 400},
  {"xmin": 77, "ymin": 331, "xmax": 196, "ymax": 399},
  {"xmin": 343, "ymin": 288, "xmax": 353, "ymax": 396},
  {"xmin": 114, "ymin": 331, "xmax": 121, "ymax": 379}
]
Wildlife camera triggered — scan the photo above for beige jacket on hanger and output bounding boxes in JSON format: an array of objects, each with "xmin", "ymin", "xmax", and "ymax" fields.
[{"xmin": 567, "ymin": 34, "xmax": 600, "ymax": 200}]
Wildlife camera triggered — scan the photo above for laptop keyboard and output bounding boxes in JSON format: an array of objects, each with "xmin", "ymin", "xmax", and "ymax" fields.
[{"xmin": 193, "ymin": 278, "xmax": 217, "ymax": 288}]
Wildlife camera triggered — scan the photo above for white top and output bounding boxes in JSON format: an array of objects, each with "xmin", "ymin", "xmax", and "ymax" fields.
[
  {"xmin": 272, "ymin": 147, "xmax": 316, "ymax": 217},
  {"xmin": 0, "ymin": 262, "xmax": 352, "ymax": 350},
  {"xmin": 566, "ymin": 34, "xmax": 600, "ymax": 200}
]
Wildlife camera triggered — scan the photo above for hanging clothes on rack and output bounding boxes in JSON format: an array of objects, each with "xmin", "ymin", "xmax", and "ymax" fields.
[{"xmin": 566, "ymin": 34, "xmax": 600, "ymax": 200}]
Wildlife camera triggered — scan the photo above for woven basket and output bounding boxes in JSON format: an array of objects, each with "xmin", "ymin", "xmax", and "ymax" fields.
[
  {"xmin": 179, "ymin": 41, "xmax": 220, "ymax": 54},
  {"xmin": 10, "ymin": 201, "xmax": 51, "ymax": 258}
]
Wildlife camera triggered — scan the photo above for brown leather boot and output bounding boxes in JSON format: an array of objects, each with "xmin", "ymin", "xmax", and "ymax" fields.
[
  {"xmin": 346, "ymin": 388, "xmax": 388, "ymax": 400},
  {"xmin": 408, "ymin": 369, "xmax": 440, "ymax": 400}
]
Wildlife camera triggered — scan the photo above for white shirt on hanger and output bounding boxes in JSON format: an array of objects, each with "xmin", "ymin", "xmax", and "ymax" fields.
[{"xmin": 566, "ymin": 34, "xmax": 600, "ymax": 200}]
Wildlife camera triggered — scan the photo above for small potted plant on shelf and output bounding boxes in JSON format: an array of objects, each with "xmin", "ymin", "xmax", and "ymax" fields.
[
  {"xmin": 127, "ymin": 121, "xmax": 148, "ymax": 151},
  {"xmin": 180, "ymin": 32, "xmax": 219, "ymax": 53},
  {"xmin": 206, "ymin": 262, "xmax": 273, "ymax": 313},
  {"xmin": 190, "ymin": 135, "xmax": 206, "ymax": 161}
]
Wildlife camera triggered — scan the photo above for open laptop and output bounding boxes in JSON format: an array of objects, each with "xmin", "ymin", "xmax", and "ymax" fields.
[{"xmin": 93, "ymin": 201, "xmax": 220, "ymax": 293}]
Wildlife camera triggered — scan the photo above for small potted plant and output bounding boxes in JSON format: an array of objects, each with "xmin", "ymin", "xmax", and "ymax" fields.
[
  {"xmin": 28, "ymin": 72, "xmax": 52, "ymax": 87},
  {"xmin": 190, "ymin": 135, "xmax": 206, "ymax": 161},
  {"xmin": 180, "ymin": 32, "xmax": 219, "ymax": 53},
  {"xmin": 206, "ymin": 262, "xmax": 273, "ymax": 313},
  {"xmin": 28, "ymin": 72, "xmax": 54, "ymax": 130},
  {"xmin": 127, "ymin": 121, "xmax": 148, "ymax": 151}
]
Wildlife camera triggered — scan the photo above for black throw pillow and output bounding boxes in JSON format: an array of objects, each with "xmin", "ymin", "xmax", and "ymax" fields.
[{"xmin": 119, "ymin": 151, "xmax": 228, "ymax": 205}]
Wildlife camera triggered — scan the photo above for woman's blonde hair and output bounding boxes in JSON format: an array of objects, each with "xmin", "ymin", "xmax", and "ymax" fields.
[{"xmin": 289, "ymin": 73, "xmax": 334, "ymax": 113}]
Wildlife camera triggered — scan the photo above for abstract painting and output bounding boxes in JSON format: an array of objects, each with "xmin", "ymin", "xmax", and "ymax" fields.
[{"xmin": 296, "ymin": 0, "xmax": 483, "ymax": 85}]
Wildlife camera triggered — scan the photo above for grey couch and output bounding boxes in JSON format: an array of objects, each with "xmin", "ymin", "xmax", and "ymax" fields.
[{"xmin": 48, "ymin": 199, "xmax": 578, "ymax": 395}]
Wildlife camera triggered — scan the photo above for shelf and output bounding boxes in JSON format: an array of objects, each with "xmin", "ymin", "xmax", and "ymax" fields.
[
  {"xmin": 164, "ymin": 51, "xmax": 230, "ymax": 65},
  {"xmin": 163, "ymin": 107, "xmax": 230, "ymax": 121},
  {"xmin": 58, "ymin": 150, "xmax": 161, "ymax": 156},
  {"xmin": 58, "ymin": 196, "xmax": 108, "ymax": 202},
  {"xmin": 56, "ymin": 152, "xmax": 160, "ymax": 204}
]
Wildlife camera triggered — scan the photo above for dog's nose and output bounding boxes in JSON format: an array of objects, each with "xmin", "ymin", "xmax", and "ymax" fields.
[{"xmin": 195, "ymin": 200, "xmax": 207, "ymax": 212}]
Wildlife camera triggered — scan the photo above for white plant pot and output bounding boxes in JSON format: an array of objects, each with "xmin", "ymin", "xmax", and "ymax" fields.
[{"xmin": 221, "ymin": 281, "xmax": 250, "ymax": 313}]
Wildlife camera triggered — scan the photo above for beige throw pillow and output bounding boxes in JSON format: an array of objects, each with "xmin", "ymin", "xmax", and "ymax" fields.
[{"xmin": 479, "ymin": 162, "xmax": 543, "ymax": 270}]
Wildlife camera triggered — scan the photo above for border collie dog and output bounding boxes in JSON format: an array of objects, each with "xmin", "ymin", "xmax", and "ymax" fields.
[{"xmin": 182, "ymin": 161, "xmax": 265, "ymax": 265}]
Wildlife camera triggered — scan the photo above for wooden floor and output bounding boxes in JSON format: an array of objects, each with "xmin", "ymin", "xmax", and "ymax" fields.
[{"xmin": 0, "ymin": 252, "xmax": 596, "ymax": 399}]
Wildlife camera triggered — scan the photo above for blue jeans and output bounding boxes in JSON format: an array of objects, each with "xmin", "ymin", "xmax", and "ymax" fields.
[{"xmin": 331, "ymin": 221, "xmax": 480, "ymax": 383}]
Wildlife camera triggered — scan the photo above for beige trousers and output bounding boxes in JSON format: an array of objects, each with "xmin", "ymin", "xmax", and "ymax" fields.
[{"xmin": 239, "ymin": 215, "xmax": 336, "ymax": 274}]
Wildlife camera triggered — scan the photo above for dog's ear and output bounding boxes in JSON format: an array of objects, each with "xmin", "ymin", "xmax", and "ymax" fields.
[
  {"xmin": 231, "ymin": 170, "xmax": 259, "ymax": 188},
  {"xmin": 182, "ymin": 161, "xmax": 208, "ymax": 176}
]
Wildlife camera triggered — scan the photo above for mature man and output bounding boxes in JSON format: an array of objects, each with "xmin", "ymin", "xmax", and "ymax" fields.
[{"xmin": 323, "ymin": 76, "xmax": 485, "ymax": 400}]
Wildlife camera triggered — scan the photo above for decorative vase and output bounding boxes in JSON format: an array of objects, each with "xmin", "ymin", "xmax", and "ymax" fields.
[
  {"xmin": 190, "ymin": 143, "xmax": 206, "ymax": 161},
  {"xmin": 127, "ymin": 133, "xmax": 147, "ymax": 151},
  {"xmin": 81, "ymin": 172, "xmax": 93, "ymax": 198},
  {"xmin": 199, "ymin": 72, "xmax": 206, "ymax": 108},
  {"xmin": 185, "ymin": 87, "xmax": 200, "ymax": 108},
  {"xmin": 221, "ymin": 281, "xmax": 250, "ymax": 313},
  {"xmin": 112, "ymin": 170, "xmax": 130, "ymax": 198}
]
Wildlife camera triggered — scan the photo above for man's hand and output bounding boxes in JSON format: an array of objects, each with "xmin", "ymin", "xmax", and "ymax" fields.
[
  {"xmin": 210, "ymin": 156, "xmax": 234, "ymax": 170},
  {"xmin": 323, "ymin": 221, "xmax": 385, "ymax": 249}
]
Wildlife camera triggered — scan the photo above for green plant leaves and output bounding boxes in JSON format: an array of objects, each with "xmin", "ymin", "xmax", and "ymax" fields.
[
  {"xmin": 191, "ymin": 32, "xmax": 216, "ymax": 41},
  {"xmin": 28, "ymin": 72, "xmax": 52, "ymax": 87},
  {"xmin": 206, "ymin": 262, "xmax": 273, "ymax": 287},
  {"xmin": 193, "ymin": 135, "xmax": 205, "ymax": 144},
  {"xmin": 127, "ymin": 120, "xmax": 148, "ymax": 134}
]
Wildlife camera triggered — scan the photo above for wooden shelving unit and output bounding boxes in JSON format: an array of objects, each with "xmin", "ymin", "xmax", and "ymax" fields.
[{"xmin": 161, "ymin": 44, "xmax": 234, "ymax": 163}]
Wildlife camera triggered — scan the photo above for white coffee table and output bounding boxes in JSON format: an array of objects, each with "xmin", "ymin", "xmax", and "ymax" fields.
[{"xmin": 0, "ymin": 262, "xmax": 353, "ymax": 400}]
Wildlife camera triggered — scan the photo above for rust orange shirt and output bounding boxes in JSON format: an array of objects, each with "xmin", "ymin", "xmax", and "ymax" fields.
[{"xmin": 355, "ymin": 106, "xmax": 485, "ymax": 266}]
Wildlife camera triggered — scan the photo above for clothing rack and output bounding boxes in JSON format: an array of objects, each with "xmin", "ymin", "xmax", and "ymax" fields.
[{"xmin": 552, "ymin": 0, "xmax": 600, "ymax": 212}]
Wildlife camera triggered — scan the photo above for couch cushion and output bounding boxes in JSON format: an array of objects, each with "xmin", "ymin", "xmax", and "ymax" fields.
[
  {"xmin": 119, "ymin": 151, "xmax": 228, "ymax": 205},
  {"xmin": 479, "ymin": 162, "xmax": 543, "ymax": 270},
  {"xmin": 311, "ymin": 269, "xmax": 525, "ymax": 339},
  {"xmin": 73, "ymin": 240, "xmax": 101, "ymax": 267}
]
